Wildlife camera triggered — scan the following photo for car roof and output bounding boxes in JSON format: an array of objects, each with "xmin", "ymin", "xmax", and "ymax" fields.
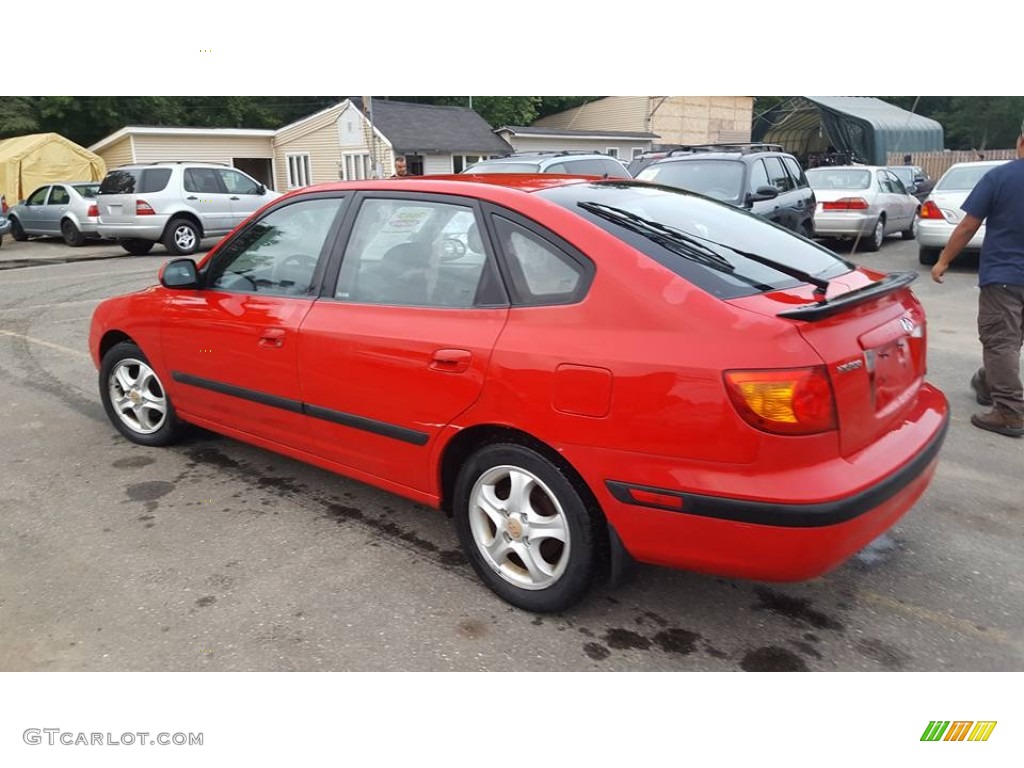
[
  {"xmin": 281, "ymin": 174, "xmax": 596, "ymax": 198},
  {"xmin": 944, "ymin": 160, "xmax": 1008, "ymax": 170}
]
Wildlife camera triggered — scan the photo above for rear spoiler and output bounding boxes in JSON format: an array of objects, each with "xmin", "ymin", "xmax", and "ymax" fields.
[{"xmin": 778, "ymin": 271, "xmax": 918, "ymax": 321}]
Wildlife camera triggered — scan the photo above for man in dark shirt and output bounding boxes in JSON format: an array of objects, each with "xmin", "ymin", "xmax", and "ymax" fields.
[
  {"xmin": 391, "ymin": 155, "xmax": 409, "ymax": 178},
  {"xmin": 931, "ymin": 121, "xmax": 1024, "ymax": 437}
]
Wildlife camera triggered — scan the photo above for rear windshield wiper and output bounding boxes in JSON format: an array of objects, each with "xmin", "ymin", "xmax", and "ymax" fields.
[
  {"xmin": 579, "ymin": 200, "xmax": 830, "ymax": 301},
  {"xmin": 577, "ymin": 201, "xmax": 737, "ymax": 275},
  {"xmin": 679, "ymin": 229, "xmax": 831, "ymax": 301}
]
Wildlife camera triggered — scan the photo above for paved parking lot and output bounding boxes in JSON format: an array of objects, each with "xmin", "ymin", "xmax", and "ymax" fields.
[{"xmin": 0, "ymin": 232, "xmax": 1021, "ymax": 671}]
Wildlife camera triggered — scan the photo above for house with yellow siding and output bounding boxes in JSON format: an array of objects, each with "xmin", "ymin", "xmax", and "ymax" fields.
[{"xmin": 89, "ymin": 99, "xmax": 513, "ymax": 189}]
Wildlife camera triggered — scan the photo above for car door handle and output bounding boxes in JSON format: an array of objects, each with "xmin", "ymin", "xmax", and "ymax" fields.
[
  {"xmin": 430, "ymin": 348, "xmax": 472, "ymax": 373},
  {"xmin": 230, "ymin": 196, "xmax": 240, "ymax": 201},
  {"xmin": 258, "ymin": 328, "xmax": 286, "ymax": 349},
  {"xmin": 186, "ymin": 196, "xmax": 198, "ymax": 200}
]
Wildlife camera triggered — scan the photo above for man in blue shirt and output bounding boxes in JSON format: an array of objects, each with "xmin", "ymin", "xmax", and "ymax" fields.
[{"xmin": 931, "ymin": 121, "xmax": 1024, "ymax": 437}]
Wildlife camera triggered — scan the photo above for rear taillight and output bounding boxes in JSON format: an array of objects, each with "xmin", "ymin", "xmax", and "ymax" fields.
[
  {"xmin": 919, "ymin": 200, "xmax": 947, "ymax": 220},
  {"xmin": 1, "ymin": 195, "xmax": 7, "ymax": 214},
  {"xmin": 724, "ymin": 366, "xmax": 837, "ymax": 435},
  {"xmin": 136, "ymin": 200, "xmax": 155, "ymax": 216},
  {"xmin": 822, "ymin": 197, "xmax": 869, "ymax": 211},
  {"xmin": 87, "ymin": 204, "xmax": 99, "ymax": 218}
]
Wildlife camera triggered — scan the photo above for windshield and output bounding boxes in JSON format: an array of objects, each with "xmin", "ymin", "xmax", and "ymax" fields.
[
  {"xmin": 635, "ymin": 160, "xmax": 745, "ymax": 202},
  {"xmin": 464, "ymin": 162, "xmax": 541, "ymax": 174},
  {"xmin": 806, "ymin": 168, "xmax": 871, "ymax": 190},
  {"xmin": 73, "ymin": 183, "xmax": 100, "ymax": 198},
  {"xmin": 936, "ymin": 164, "xmax": 1002, "ymax": 191},
  {"xmin": 538, "ymin": 182, "xmax": 852, "ymax": 300}
]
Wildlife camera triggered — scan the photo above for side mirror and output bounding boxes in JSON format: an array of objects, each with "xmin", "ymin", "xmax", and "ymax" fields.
[
  {"xmin": 160, "ymin": 258, "xmax": 199, "ymax": 289},
  {"xmin": 749, "ymin": 185, "xmax": 780, "ymax": 202},
  {"xmin": 257, "ymin": 183, "xmax": 267, "ymax": 195}
]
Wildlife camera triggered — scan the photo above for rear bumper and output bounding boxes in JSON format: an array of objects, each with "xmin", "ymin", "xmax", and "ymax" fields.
[
  {"xmin": 570, "ymin": 384, "xmax": 949, "ymax": 581},
  {"xmin": 0, "ymin": 217, "xmax": 10, "ymax": 236},
  {"xmin": 813, "ymin": 211, "xmax": 875, "ymax": 237},
  {"xmin": 97, "ymin": 218, "xmax": 168, "ymax": 241},
  {"xmin": 917, "ymin": 219, "xmax": 986, "ymax": 250}
]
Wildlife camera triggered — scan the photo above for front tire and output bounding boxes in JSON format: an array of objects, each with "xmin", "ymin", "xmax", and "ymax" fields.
[
  {"xmin": 10, "ymin": 217, "xmax": 27, "ymax": 241},
  {"xmin": 99, "ymin": 341, "xmax": 184, "ymax": 447},
  {"xmin": 61, "ymin": 218, "xmax": 84, "ymax": 247},
  {"xmin": 453, "ymin": 443, "xmax": 600, "ymax": 612},
  {"xmin": 164, "ymin": 218, "xmax": 200, "ymax": 256},
  {"xmin": 121, "ymin": 239, "xmax": 154, "ymax": 255}
]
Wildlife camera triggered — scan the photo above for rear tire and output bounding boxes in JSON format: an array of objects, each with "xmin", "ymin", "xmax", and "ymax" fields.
[
  {"xmin": 61, "ymin": 218, "xmax": 84, "ymax": 247},
  {"xmin": 10, "ymin": 217, "xmax": 27, "ymax": 241},
  {"xmin": 163, "ymin": 218, "xmax": 200, "ymax": 256},
  {"xmin": 453, "ymin": 443, "xmax": 600, "ymax": 612},
  {"xmin": 121, "ymin": 239, "xmax": 154, "ymax": 256},
  {"xmin": 865, "ymin": 215, "xmax": 885, "ymax": 252},
  {"xmin": 901, "ymin": 211, "xmax": 918, "ymax": 240},
  {"xmin": 919, "ymin": 246, "xmax": 940, "ymax": 266}
]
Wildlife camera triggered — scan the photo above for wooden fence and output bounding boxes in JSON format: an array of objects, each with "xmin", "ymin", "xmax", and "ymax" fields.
[{"xmin": 887, "ymin": 149, "xmax": 1017, "ymax": 179}]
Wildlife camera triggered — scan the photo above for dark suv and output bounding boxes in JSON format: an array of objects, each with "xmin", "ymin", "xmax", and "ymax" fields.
[{"xmin": 635, "ymin": 144, "xmax": 816, "ymax": 237}]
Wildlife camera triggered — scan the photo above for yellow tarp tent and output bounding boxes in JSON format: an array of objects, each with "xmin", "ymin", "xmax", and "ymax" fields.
[{"xmin": 0, "ymin": 133, "xmax": 106, "ymax": 204}]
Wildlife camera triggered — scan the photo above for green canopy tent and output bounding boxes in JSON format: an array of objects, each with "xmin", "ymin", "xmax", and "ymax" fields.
[{"xmin": 753, "ymin": 97, "xmax": 943, "ymax": 166}]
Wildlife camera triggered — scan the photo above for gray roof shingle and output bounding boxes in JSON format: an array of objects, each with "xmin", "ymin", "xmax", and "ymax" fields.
[{"xmin": 363, "ymin": 100, "xmax": 513, "ymax": 155}]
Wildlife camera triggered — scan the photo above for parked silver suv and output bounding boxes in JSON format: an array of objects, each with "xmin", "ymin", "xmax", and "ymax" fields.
[
  {"xmin": 97, "ymin": 162, "xmax": 279, "ymax": 255},
  {"xmin": 463, "ymin": 151, "xmax": 631, "ymax": 178}
]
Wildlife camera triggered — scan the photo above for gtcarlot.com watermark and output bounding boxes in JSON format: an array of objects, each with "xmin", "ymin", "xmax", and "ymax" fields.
[{"xmin": 23, "ymin": 729, "xmax": 203, "ymax": 747}]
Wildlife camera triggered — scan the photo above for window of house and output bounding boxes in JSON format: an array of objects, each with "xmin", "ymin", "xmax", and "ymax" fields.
[
  {"xmin": 606, "ymin": 147, "xmax": 619, "ymax": 159},
  {"xmin": 287, "ymin": 154, "xmax": 312, "ymax": 188},
  {"xmin": 342, "ymin": 153, "xmax": 372, "ymax": 180},
  {"xmin": 452, "ymin": 155, "xmax": 493, "ymax": 173},
  {"xmin": 632, "ymin": 147, "xmax": 644, "ymax": 160}
]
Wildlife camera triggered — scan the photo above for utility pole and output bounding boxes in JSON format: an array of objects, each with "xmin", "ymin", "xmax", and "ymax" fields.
[{"xmin": 362, "ymin": 96, "xmax": 383, "ymax": 178}]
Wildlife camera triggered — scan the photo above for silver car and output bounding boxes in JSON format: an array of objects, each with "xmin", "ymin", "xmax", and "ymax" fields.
[
  {"xmin": 806, "ymin": 165, "xmax": 919, "ymax": 252},
  {"xmin": 916, "ymin": 160, "xmax": 1007, "ymax": 265},
  {"xmin": 97, "ymin": 162, "xmax": 280, "ymax": 256},
  {"xmin": 7, "ymin": 182, "xmax": 103, "ymax": 246}
]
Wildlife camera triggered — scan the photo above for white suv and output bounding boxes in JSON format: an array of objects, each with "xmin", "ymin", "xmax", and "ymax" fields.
[{"xmin": 97, "ymin": 162, "xmax": 280, "ymax": 255}]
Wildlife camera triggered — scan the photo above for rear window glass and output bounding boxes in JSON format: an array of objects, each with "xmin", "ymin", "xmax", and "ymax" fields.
[
  {"xmin": 464, "ymin": 162, "xmax": 541, "ymax": 174},
  {"xmin": 539, "ymin": 181, "xmax": 852, "ymax": 300},
  {"xmin": 100, "ymin": 170, "xmax": 139, "ymax": 194},
  {"xmin": 806, "ymin": 168, "xmax": 872, "ymax": 190},
  {"xmin": 936, "ymin": 164, "xmax": 1002, "ymax": 191},
  {"xmin": 73, "ymin": 183, "xmax": 100, "ymax": 198},
  {"xmin": 140, "ymin": 168, "xmax": 172, "ymax": 193}
]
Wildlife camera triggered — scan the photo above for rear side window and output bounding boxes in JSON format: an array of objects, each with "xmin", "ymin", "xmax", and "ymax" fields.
[
  {"xmin": 184, "ymin": 168, "xmax": 223, "ymax": 194},
  {"xmin": 140, "ymin": 168, "xmax": 172, "ymax": 193},
  {"xmin": 781, "ymin": 157, "xmax": 808, "ymax": 189},
  {"xmin": 100, "ymin": 170, "xmax": 139, "ymax": 194},
  {"xmin": 764, "ymin": 157, "xmax": 795, "ymax": 192},
  {"xmin": 49, "ymin": 186, "xmax": 70, "ymax": 205},
  {"xmin": 491, "ymin": 215, "xmax": 588, "ymax": 305}
]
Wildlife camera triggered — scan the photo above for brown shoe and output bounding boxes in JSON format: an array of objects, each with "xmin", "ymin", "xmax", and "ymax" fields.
[
  {"xmin": 971, "ymin": 370, "xmax": 993, "ymax": 406},
  {"xmin": 971, "ymin": 408, "xmax": 1024, "ymax": 437}
]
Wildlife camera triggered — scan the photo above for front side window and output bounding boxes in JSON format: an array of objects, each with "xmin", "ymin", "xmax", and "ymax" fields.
[
  {"xmin": 27, "ymin": 187, "xmax": 49, "ymax": 205},
  {"xmin": 218, "ymin": 169, "xmax": 260, "ymax": 195},
  {"xmin": 206, "ymin": 197, "xmax": 343, "ymax": 296},
  {"xmin": 336, "ymin": 198, "xmax": 491, "ymax": 308},
  {"xmin": 49, "ymin": 186, "xmax": 70, "ymax": 205},
  {"xmin": 748, "ymin": 158, "xmax": 771, "ymax": 193}
]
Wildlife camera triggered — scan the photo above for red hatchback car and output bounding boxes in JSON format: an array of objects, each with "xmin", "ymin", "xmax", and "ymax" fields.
[{"xmin": 89, "ymin": 175, "xmax": 949, "ymax": 612}]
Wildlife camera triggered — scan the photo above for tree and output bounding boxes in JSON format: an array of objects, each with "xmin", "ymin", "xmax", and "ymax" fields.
[{"xmin": 0, "ymin": 97, "xmax": 41, "ymax": 138}]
